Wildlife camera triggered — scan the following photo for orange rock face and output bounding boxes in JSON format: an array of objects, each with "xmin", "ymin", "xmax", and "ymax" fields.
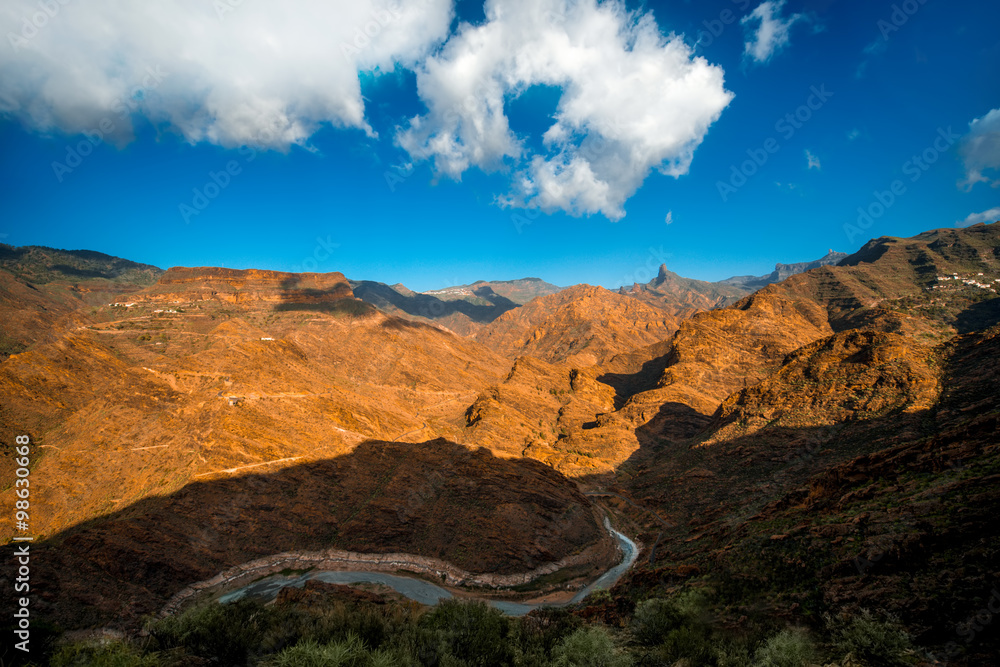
[
  {"xmin": 138, "ymin": 266, "xmax": 356, "ymax": 306},
  {"xmin": 474, "ymin": 284, "xmax": 681, "ymax": 367},
  {"xmin": 2, "ymin": 223, "xmax": 1000, "ymax": 658}
]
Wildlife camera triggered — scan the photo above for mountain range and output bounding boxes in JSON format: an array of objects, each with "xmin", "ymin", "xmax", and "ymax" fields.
[{"xmin": 1, "ymin": 224, "xmax": 999, "ymax": 664}]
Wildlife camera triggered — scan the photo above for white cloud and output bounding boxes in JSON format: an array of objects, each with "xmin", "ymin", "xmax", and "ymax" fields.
[
  {"xmin": 805, "ymin": 149, "xmax": 821, "ymax": 170},
  {"xmin": 399, "ymin": 0, "xmax": 733, "ymax": 220},
  {"xmin": 741, "ymin": 0, "xmax": 804, "ymax": 64},
  {"xmin": 847, "ymin": 128, "xmax": 860, "ymax": 141},
  {"xmin": 855, "ymin": 39, "xmax": 887, "ymax": 79},
  {"xmin": 956, "ymin": 207, "xmax": 1000, "ymax": 227},
  {"xmin": 958, "ymin": 108, "xmax": 1000, "ymax": 191},
  {"xmin": 665, "ymin": 210, "xmax": 673, "ymax": 225},
  {"xmin": 0, "ymin": 0, "xmax": 733, "ymax": 220},
  {"xmin": 0, "ymin": 0, "xmax": 453, "ymax": 148}
]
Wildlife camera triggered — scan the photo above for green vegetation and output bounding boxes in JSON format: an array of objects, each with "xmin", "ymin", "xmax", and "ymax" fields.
[
  {"xmin": 825, "ymin": 609, "xmax": 915, "ymax": 666},
  {"xmin": 552, "ymin": 627, "xmax": 631, "ymax": 666},
  {"xmin": 0, "ymin": 243, "xmax": 163, "ymax": 285},
  {"xmin": 50, "ymin": 640, "xmax": 160, "ymax": 667},
  {"xmin": 0, "ymin": 331, "xmax": 27, "ymax": 357},
  {"xmin": 32, "ymin": 586, "xmax": 937, "ymax": 666},
  {"xmin": 752, "ymin": 628, "xmax": 818, "ymax": 667}
]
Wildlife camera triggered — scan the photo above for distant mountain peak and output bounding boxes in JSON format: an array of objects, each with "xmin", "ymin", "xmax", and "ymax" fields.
[{"xmin": 719, "ymin": 250, "xmax": 849, "ymax": 290}]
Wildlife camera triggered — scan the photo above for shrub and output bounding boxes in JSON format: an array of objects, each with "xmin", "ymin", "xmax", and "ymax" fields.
[
  {"xmin": 268, "ymin": 636, "xmax": 363, "ymax": 667},
  {"xmin": 50, "ymin": 640, "xmax": 160, "ymax": 667},
  {"xmin": 552, "ymin": 627, "xmax": 632, "ymax": 667},
  {"xmin": 631, "ymin": 598, "xmax": 683, "ymax": 646},
  {"xmin": 827, "ymin": 609, "xmax": 914, "ymax": 666},
  {"xmin": 586, "ymin": 589, "xmax": 613, "ymax": 605},
  {"xmin": 714, "ymin": 638, "xmax": 755, "ymax": 667},
  {"xmin": 148, "ymin": 598, "xmax": 275, "ymax": 664},
  {"xmin": 752, "ymin": 627, "xmax": 818, "ymax": 667},
  {"xmin": 632, "ymin": 589, "xmax": 714, "ymax": 663},
  {"xmin": 513, "ymin": 607, "xmax": 584, "ymax": 657},
  {"xmin": 418, "ymin": 599, "xmax": 514, "ymax": 666},
  {"xmin": 659, "ymin": 623, "xmax": 713, "ymax": 666}
]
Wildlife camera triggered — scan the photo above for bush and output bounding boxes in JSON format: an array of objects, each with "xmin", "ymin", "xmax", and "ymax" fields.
[
  {"xmin": 148, "ymin": 598, "xmax": 276, "ymax": 664},
  {"xmin": 631, "ymin": 598, "xmax": 683, "ymax": 646},
  {"xmin": 269, "ymin": 635, "xmax": 362, "ymax": 666},
  {"xmin": 632, "ymin": 590, "xmax": 714, "ymax": 664},
  {"xmin": 265, "ymin": 634, "xmax": 411, "ymax": 667},
  {"xmin": 713, "ymin": 638, "xmax": 755, "ymax": 667},
  {"xmin": 827, "ymin": 609, "xmax": 914, "ymax": 666},
  {"xmin": 659, "ymin": 623, "xmax": 713, "ymax": 665},
  {"xmin": 552, "ymin": 627, "xmax": 632, "ymax": 667},
  {"xmin": 50, "ymin": 640, "xmax": 160, "ymax": 667},
  {"xmin": 513, "ymin": 607, "xmax": 584, "ymax": 658},
  {"xmin": 753, "ymin": 627, "xmax": 818, "ymax": 667},
  {"xmin": 418, "ymin": 599, "xmax": 514, "ymax": 666}
]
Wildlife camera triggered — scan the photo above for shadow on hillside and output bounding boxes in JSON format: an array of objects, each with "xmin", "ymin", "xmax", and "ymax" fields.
[
  {"xmin": 48, "ymin": 264, "xmax": 111, "ymax": 279},
  {"xmin": 273, "ymin": 276, "xmax": 376, "ymax": 315},
  {"xmin": 352, "ymin": 281, "xmax": 519, "ymax": 324},
  {"xmin": 632, "ymin": 401, "xmax": 714, "ymax": 449},
  {"xmin": 575, "ymin": 397, "xmax": 1000, "ymax": 657},
  {"xmin": 578, "ymin": 404, "xmax": 955, "ymax": 569},
  {"xmin": 585, "ymin": 324, "xmax": 1000, "ymax": 533},
  {"xmin": 954, "ymin": 297, "xmax": 1000, "ymax": 333},
  {"xmin": 0, "ymin": 438, "xmax": 603, "ymax": 632},
  {"xmin": 597, "ymin": 355, "xmax": 673, "ymax": 409}
]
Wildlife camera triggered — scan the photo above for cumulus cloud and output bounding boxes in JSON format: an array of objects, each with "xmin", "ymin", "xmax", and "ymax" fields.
[
  {"xmin": 957, "ymin": 206, "xmax": 1000, "ymax": 227},
  {"xmin": 0, "ymin": 0, "xmax": 452, "ymax": 148},
  {"xmin": 958, "ymin": 108, "xmax": 1000, "ymax": 191},
  {"xmin": 0, "ymin": 0, "xmax": 733, "ymax": 220},
  {"xmin": 805, "ymin": 149, "xmax": 821, "ymax": 170},
  {"xmin": 398, "ymin": 0, "xmax": 733, "ymax": 220},
  {"xmin": 741, "ymin": 0, "xmax": 804, "ymax": 64}
]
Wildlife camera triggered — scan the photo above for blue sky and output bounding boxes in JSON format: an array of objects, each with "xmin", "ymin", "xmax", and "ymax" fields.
[{"xmin": 1, "ymin": 0, "xmax": 998, "ymax": 291}]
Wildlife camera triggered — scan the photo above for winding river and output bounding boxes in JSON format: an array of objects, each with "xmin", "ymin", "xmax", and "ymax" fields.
[{"xmin": 218, "ymin": 519, "xmax": 637, "ymax": 616}]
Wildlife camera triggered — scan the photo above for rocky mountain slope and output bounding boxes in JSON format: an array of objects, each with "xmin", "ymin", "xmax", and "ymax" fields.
[
  {"xmin": 473, "ymin": 284, "xmax": 680, "ymax": 367},
  {"xmin": 718, "ymin": 249, "xmax": 849, "ymax": 290},
  {"xmin": 617, "ymin": 264, "xmax": 749, "ymax": 313},
  {"xmin": 350, "ymin": 280, "xmax": 519, "ymax": 336},
  {"xmin": 2, "ymin": 439, "xmax": 613, "ymax": 629},
  {"xmin": 353, "ymin": 253, "xmax": 848, "ymax": 342},
  {"xmin": 350, "ymin": 277, "xmax": 562, "ymax": 336},
  {"xmin": 0, "ymin": 267, "xmax": 516, "ymax": 532},
  {"xmin": 424, "ymin": 277, "xmax": 563, "ymax": 304},
  {"xmin": 0, "ymin": 244, "xmax": 163, "ymax": 358},
  {"xmin": 571, "ymin": 223, "xmax": 1000, "ymax": 664},
  {"xmin": 2, "ymin": 224, "xmax": 999, "ymax": 663}
]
